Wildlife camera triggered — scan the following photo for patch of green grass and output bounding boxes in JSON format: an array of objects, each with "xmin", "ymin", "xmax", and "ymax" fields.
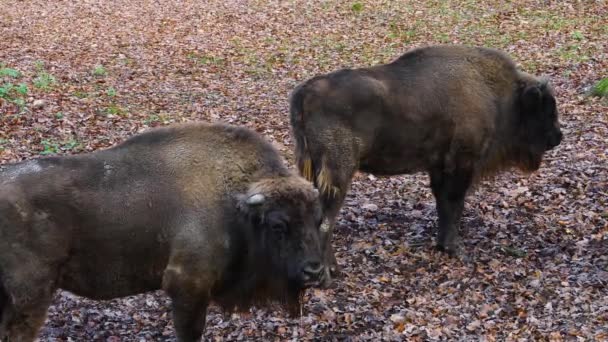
[
  {"xmin": 34, "ymin": 60, "xmax": 45, "ymax": 71},
  {"xmin": 387, "ymin": 22, "xmax": 417, "ymax": 43},
  {"xmin": 62, "ymin": 139, "xmax": 80, "ymax": 151},
  {"xmin": 55, "ymin": 112, "xmax": 64, "ymax": 119},
  {"xmin": 40, "ymin": 139, "xmax": 81, "ymax": 155},
  {"xmin": 93, "ymin": 64, "xmax": 107, "ymax": 76},
  {"xmin": 187, "ymin": 53, "xmax": 225, "ymax": 66},
  {"xmin": 33, "ymin": 63, "xmax": 56, "ymax": 91},
  {"xmin": 557, "ymin": 44, "xmax": 590, "ymax": 63},
  {"xmin": 0, "ymin": 67, "xmax": 21, "ymax": 78},
  {"xmin": 106, "ymin": 87, "xmax": 117, "ymax": 97},
  {"xmin": 351, "ymin": 2, "xmax": 363, "ymax": 13},
  {"xmin": 73, "ymin": 90, "xmax": 88, "ymax": 99},
  {"xmin": 590, "ymin": 78, "xmax": 608, "ymax": 98},
  {"xmin": 105, "ymin": 103, "xmax": 126, "ymax": 116},
  {"xmin": 40, "ymin": 140, "xmax": 60, "ymax": 155},
  {"xmin": 572, "ymin": 30, "xmax": 585, "ymax": 41},
  {"xmin": 144, "ymin": 114, "xmax": 161, "ymax": 125},
  {"xmin": 0, "ymin": 82, "xmax": 28, "ymax": 109}
]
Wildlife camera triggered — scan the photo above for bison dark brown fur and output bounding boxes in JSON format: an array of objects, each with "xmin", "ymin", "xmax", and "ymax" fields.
[
  {"xmin": 0, "ymin": 123, "xmax": 326, "ymax": 342},
  {"xmin": 289, "ymin": 45, "xmax": 563, "ymax": 277}
]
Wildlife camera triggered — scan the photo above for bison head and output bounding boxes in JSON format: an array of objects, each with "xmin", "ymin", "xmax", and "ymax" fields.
[
  {"xmin": 514, "ymin": 78, "xmax": 563, "ymax": 171},
  {"xmin": 237, "ymin": 175, "xmax": 326, "ymax": 313}
]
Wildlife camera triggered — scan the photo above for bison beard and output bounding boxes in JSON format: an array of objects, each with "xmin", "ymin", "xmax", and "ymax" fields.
[{"xmin": 289, "ymin": 45, "xmax": 563, "ymax": 277}]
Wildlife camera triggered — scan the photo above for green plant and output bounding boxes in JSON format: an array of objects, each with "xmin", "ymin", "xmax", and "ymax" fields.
[
  {"xmin": 40, "ymin": 140, "xmax": 60, "ymax": 155},
  {"xmin": 33, "ymin": 72, "xmax": 56, "ymax": 90},
  {"xmin": 0, "ymin": 82, "xmax": 28, "ymax": 109},
  {"xmin": 0, "ymin": 67, "xmax": 21, "ymax": 78},
  {"xmin": 0, "ymin": 83, "xmax": 13, "ymax": 98},
  {"xmin": 187, "ymin": 53, "xmax": 224, "ymax": 66},
  {"xmin": 73, "ymin": 91, "xmax": 88, "ymax": 99},
  {"xmin": 40, "ymin": 139, "xmax": 80, "ymax": 155},
  {"xmin": 16, "ymin": 83, "xmax": 28, "ymax": 95},
  {"xmin": 590, "ymin": 78, "xmax": 608, "ymax": 98},
  {"xmin": 106, "ymin": 87, "xmax": 117, "ymax": 97},
  {"xmin": 144, "ymin": 114, "xmax": 161, "ymax": 125},
  {"xmin": 93, "ymin": 65, "xmax": 107, "ymax": 76},
  {"xmin": 105, "ymin": 103, "xmax": 125, "ymax": 116},
  {"xmin": 351, "ymin": 2, "xmax": 363, "ymax": 12},
  {"xmin": 572, "ymin": 30, "xmax": 584, "ymax": 40},
  {"xmin": 34, "ymin": 60, "xmax": 45, "ymax": 71},
  {"xmin": 62, "ymin": 139, "xmax": 80, "ymax": 151},
  {"xmin": 55, "ymin": 112, "xmax": 64, "ymax": 119}
]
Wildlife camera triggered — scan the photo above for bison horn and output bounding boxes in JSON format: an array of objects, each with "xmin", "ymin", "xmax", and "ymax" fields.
[{"xmin": 246, "ymin": 193, "xmax": 266, "ymax": 205}]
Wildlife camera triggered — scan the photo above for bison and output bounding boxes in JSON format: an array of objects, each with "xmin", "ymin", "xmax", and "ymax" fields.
[
  {"xmin": 0, "ymin": 123, "xmax": 327, "ymax": 342},
  {"xmin": 289, "ymin": 45, "xmax": 563, "ymax": 277}
]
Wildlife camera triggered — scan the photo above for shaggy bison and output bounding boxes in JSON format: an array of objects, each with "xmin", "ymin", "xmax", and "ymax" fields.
[
  {"xmin": 0, "ymin": 123, "xmax": 326, "ymax": 342},
  {"xmin": 290, "ymin": 45, "xmax": 562, "ymax": 276}
]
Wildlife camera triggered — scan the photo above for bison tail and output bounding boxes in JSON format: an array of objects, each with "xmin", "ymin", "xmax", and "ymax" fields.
[
  {"xmin": 289, "ymin": 84, "xmax": 340, "ymax": 198},
  {"xmin": 289, "ymin": 83, "xmax": 315, "ymax": 183}
]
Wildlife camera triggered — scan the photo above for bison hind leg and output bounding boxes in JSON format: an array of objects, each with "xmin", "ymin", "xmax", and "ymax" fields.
[
  {"xmin": 0, "ymin": 295, "xmax": 53, "ymax": 342},
  {"xmin": 0, "ymin": 261, "xmax": 58, "ymax": 341},
  {"xmin": 429, "ymin": 165, "xmax": 474, "ymax": 256},
  {"xmin": 0, "ymin": 282, "xmax": 7, "ymax": 326}
]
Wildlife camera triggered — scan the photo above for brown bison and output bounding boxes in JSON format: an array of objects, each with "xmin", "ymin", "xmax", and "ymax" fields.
[
  {"xmin": 0, "ymin": 123, "xmax": 327, "ymax": 342},
  {"xmin": 289, "ymin": 45, "xmax": 563, "ymax": 277}
]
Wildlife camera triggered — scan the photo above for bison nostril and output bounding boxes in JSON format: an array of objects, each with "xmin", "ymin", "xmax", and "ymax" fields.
[{"xmin": 302, "ymin": 261, "xmax": 323, "ymax": 279}]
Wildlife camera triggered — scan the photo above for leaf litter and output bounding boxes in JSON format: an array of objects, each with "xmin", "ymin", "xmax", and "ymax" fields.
[{"xmin": 1, "ymin": 0, "xmax": 606, "ymax": 340}]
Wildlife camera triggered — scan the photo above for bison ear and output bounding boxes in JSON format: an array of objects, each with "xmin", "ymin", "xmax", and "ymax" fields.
[{"xmin": 521, "ymin": 85, "xmax": 543, "ymax": 115}]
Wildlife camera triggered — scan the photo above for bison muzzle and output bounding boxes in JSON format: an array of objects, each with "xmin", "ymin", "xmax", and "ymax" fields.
[
  {"xmin": 289, "ymin": 45, "xmax": 563, "ymax": 280},
  {"xmin": 0, "ymin": 123, "xmax": 327, "ymax": 342}
]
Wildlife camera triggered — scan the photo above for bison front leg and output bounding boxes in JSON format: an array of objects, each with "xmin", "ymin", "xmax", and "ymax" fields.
[
  {"xmin": 162, "ymin": 265, "xmax": 210, "ymax": 342},
  {"xmin": 171, "ymin": 295, "xmax": 209, "ymax": 342},
  {"xmin": 430, "ymin": 167, "xmax": 473, "ymax": 255}
]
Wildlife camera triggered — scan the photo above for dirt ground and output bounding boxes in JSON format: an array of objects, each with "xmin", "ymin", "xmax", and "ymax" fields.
[{"xmin": 1, "ymin": 1, "xmax": 606, "ymax": 340}]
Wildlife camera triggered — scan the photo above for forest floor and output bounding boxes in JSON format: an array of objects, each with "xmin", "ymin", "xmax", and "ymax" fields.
[{"xmin": 1, "ymin": 0, "xmax": 607, "ymax": 340}]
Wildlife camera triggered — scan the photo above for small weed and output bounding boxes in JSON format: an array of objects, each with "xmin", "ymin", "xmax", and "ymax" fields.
[
  {"xmin": 435, "ymin": 32, "xmax": 450, "ymax": 44},
  {"xmin": 106, "ymin": 87, "xmax": 117, "ymax": 97},
  {"xmin": 105, "ymin": 103, "xmax": 125, "ymax": 116},
  {"xmin": 55, "ymin": 112, "xmax": 64, "ymax": 119},
  {"xmin": 557, "ymin": 44, "xmax": 589, "ymax": 63},
  {"xmin": 93, "ymin": 64, "xmax": 107, "ymax": 76},
  {"xmin": 33, "ymin": 72, "xmax": 56, "ymax": 90},
  {"xmin": 0, "ymin": 82, "xmax": 28, "ymax": 109},
  {"xmin": 40, "ymin": 139, "xmax": 80, "ymax": 155},
  {"xmin": 0, "ymin": 83, "xmax": 13, "ymax": 98},
  {"xmin": 572, "ymin": 31, "xmax": 584, "ymax": 40},
  {"xmin": 34, "ymin": 60, "xmax": 45, "ymax": 71},
  {"xmin": 144, "ymin": 114, "xmax": 161, "ymax": 125},
  {"xmin": 16, "ymin": 83, "xmax": 28, "ymax": 95},
  {"xmin": 351, "ymin": 2, "xmax": 363, "ymax": 13},
  {"xmin": 62, "ymin": 139, "xmax": 80, "ymax": 151},
  {"xmin": 590, "ymin": 78, "xmax": 608, "ymax": 98},
  {"xmin": 73, "ymin": 91, "xmax": 88, "ymax": 99},
  {"xmin": 187, "ymin": 53, "xmax": 224, "ymax": 66},
  {"xmin": 0, "ymin": 67, "xmax": 21, "ymax": 78},
  {"xmin": 40, "ymin": 140, "xmax": 60, "ymax": 155}
]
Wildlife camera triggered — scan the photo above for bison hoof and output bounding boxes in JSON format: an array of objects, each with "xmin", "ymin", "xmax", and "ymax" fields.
[{"xmin": 435, "ymin": 244, "xmax": 459, "ymax": 256}]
